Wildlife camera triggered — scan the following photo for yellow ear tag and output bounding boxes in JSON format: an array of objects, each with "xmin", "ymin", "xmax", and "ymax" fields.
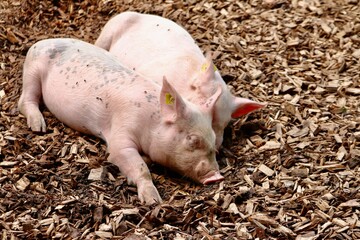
[
  {"xmin": 201, "ymin": 63, "xmax": 208, "ymax": 72},
  {"xmin": 201, "ymin": 63, "xmax": 217, "ymax": 72},
  {"xmin": 165, "ymin": 93, "xmax": 175, "ymax": 105},
  {"xmin": 213, "ymin": 65, "xmax": 217, "ymax": 72}
]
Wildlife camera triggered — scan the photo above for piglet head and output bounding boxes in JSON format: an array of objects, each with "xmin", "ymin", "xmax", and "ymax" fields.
[
  {"xmin": 191, "ymin": 53, "xmax": 266, "ymax": 149},
  {"xmin": 153, "ymin": 77, "xmax": 224, "ymax": 185}
]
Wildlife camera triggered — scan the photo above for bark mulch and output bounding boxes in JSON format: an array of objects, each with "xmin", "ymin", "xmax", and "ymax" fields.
[{"xmin": 0, "ymin": 0, "xmax": 359, "ymax": 239}]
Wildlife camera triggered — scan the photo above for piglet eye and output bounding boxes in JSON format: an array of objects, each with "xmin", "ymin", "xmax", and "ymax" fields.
[{"xmin": 186, "ymin": 135, "xmax": 203, "ymax": 150}]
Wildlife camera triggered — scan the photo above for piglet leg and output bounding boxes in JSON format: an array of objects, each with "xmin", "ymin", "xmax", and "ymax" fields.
[
  {"xmin": 18, "ymin": 64, "xmax": 46, "ymax": 132},
  {"xmin": 107, "ymin": 139, "xmax": 162, "ymax": 205}
]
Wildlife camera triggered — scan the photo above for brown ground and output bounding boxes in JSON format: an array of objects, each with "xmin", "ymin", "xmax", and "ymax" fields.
[{"xmin": 1, "ymin": 0, "xmax": 359, "ymax": 239}]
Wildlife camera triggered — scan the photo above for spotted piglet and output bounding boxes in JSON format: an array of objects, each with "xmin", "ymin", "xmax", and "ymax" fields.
[{"xmin": 18, "ymin": 38, "xmax": 224, "ymax": 205}]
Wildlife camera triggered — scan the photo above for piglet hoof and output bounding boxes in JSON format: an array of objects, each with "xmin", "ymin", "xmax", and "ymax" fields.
[
  {"xmin": 27, "ymin": 112, "xmax": 46, "ymax": 132},
  {"xmin": 137, "ymin": 181, "xmax": 162, "ymax": 205}
]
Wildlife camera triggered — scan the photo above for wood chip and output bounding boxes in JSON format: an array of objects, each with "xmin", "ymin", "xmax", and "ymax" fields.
[
  {"xmin": 345, "ymin": 87, "xmax": 360, "ymax": 95},
  {"xmin": 0, "ymin": 161, "xmax": 18, "ymax": 167},
  {"xmin": 338, "ymin": 199, "xmax": 360, "ymax": 208},
  {"xmin": 95, "ymin": 231, "xmax": 113, "ymax": 239},
  {"xmin": 226, "ymin": 203, "xmax": 240, "ymax": 215},
  {"xmin": 0, "ymin": 90, "xmax": 5, "ymax": 98},
  {"xmin": 88, "ymin": 166, "xmax": 107, "ymax": 181},
  {"xmin": 352, "ymin": 49, "xmax": 360, "ymax": 58},
  {"xmin": 258, "ymin": 141, "xmax": 281, "ymax": 151},
  {"xmin": 291, "ymin": 168, "xmax": 309, "ymax": 178},
  {"xmin": 258, "ymin": 164, "xmax": 274, "ymax": 177},
  {"xmin": 15, "ymin": 176, "xmax": 30, "ymax": 191}
]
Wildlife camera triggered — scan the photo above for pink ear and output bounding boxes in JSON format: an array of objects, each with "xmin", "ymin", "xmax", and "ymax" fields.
[
  {"xmin": 231, "ymin": 97, "xmax": 266, "ymax": 118},
  {"xmin": 200, "ymin": 84, "xmax": 222, "ymax": 113},
  {"xmin": 202, "ymin": 53, "xmax": 216, "ymax": 80},
  {"xmin": 191, "ymin": 53, "xmax": 216, "ymax": 89},
  {"xmin": 160, "ymin": 76, "xmax": 187, "ymax": 122}
]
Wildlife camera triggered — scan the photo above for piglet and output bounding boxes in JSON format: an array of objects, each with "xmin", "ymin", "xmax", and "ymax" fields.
[
  {"xmin": 95, "ymin": 11, "xmax": 266, "ymax": 149},
  {"xmin": 18, "ymin": 38, "xmax": 224, "ymax": 205}
]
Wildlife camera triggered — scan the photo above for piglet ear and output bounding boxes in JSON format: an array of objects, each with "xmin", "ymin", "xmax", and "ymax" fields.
[
  {"xmin": 201, "ymin": 52, "xmax": 217, "ymax": 80},
  {"xmin": 200, "ymin": 84, "xmax": 222, "ymax": 114},
  {"xmin": 191, "ymin": 52, "xmax": 217, "ymax": 89},
  {"xmin": 231, "ymin": 97, "xmax": 266, "ymax": 118},
  {"xmin": 160, "ymin": 76, "xmax": 188, "ymax": 123}
]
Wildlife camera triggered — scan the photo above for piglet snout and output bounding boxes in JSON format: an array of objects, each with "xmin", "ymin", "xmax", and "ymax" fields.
[{"xmin": 202, "ymin": 171, "xmax": 224, "ymax": 185}]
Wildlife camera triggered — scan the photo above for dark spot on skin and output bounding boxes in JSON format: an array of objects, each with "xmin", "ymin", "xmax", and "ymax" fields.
[
  {"xmin": 156, "ymin": 24, "xmax": 159, "ymax": 26},
  {"xmin": 65, "ymin": 82, "xmax": 68, "ymax": 85},
  {"xmin": 130, "ymin": 76, "xmax": 138, "ymax": 83},
  {"xmin": 72, "ymin": 86, "xmax": 75, "ymax": 89},
  {"xmin": 105, "ymin": 103, "xmax": 109, "ymax": 108},
  {"xmin": 60, "ymin": 70, "xmax": 63, "ymax": 74},
  {"xmin": 167, "ymin": 29, "xmax": 170, "ymax": 31},
  {"xmin": 146, "ymin": 94, "xmax": 156, "ymax": 103},
  {"xmin": 150, "ymin": 111, "xmax": 161, "ymax": 120},
  {"xmin": 76, "ymin": 82, "xmax": 79, "ymax": 86},
  {"xmin": 86, "ymin": 64, "xmax": 89, "ymax": 67},
  {"xmin": 96, "ymin": 97, "xmax": 103, "ymax": 101},
  {"xmin": 95, "ymin": 86, "xmax": 99, "ymax": 90},
  {"xmin": 77, "ymin": 49, "xmax": 80, "ymax": 52},
  {"xmin": 125, "ymin": 68, "xmax": 133, "ymax": 75},
  {"xmin": 48, "ymin": 45, "xmax": 67, "ymax": 59},
  {"xmin": 190, "ymin": 85, "xmax": 196, "ymax": 90},
  {"xmin": 84, "ymin": 79, "xmax": 86, "ymax": 83},
  {"xmin": 66, "ymin": 67, "xmax": 70, "ymax": 72},
  {"xmin": 100, "ymin": 84, "xmax": 104, "ymax": 88},
  {"xmin": 133, "ymin": 67, "xmax": 136, "ymax": 71},
  {"xmin": 144, "ymin": 90, "xmax": 147, "ymax": 94}
]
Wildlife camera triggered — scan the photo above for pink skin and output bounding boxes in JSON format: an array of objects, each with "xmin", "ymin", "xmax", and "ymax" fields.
[
  {"xmin": 18, "ymin": 38, "xmax": 223, "ymax": 205},
  {"xmin": 95, "ymin": 11, "xmax": 266, "ymax": 149},
  {"xmin": 202, "ymin": 171, "xmax": 224, "ymax": 185}
]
